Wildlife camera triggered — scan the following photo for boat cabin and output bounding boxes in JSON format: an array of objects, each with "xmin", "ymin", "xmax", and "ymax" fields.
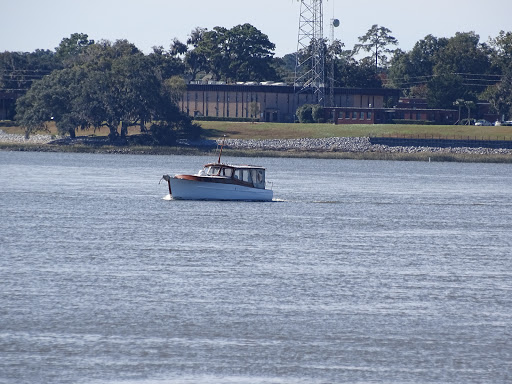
[{"xmin": 199, "ymin": 163, "xmax": 267, "ymax": 189}]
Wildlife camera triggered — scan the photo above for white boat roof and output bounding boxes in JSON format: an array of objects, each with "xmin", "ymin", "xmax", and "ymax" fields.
[{"xmin": 204, "ymin": 162, "xmax": 266, "ymax": 170}]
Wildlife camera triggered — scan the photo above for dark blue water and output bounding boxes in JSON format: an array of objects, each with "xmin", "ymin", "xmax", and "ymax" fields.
[{"xmin": 1, "ymin": 151, "xmax": 511, "ymax": 384}]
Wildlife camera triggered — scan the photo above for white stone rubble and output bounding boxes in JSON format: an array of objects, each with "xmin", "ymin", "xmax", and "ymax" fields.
[{"xmin": 0, "ymin": 129, "xmax": 56, "ymax": 144}]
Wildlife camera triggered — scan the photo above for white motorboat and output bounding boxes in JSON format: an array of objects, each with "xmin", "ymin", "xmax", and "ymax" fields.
[{"xmin": 161, "ymin": 143, "xmax": 273, "ymax": 201}]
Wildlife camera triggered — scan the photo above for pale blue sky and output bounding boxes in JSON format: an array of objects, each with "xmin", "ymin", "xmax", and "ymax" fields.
[{"xmin": 1, "ymin": 0, "xmax": 511, "ymax": 57}]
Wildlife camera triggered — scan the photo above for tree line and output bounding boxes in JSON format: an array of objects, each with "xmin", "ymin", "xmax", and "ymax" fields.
[{"xmin": 1, "ymin": 24, "xmax": 512, "ymax": 139}]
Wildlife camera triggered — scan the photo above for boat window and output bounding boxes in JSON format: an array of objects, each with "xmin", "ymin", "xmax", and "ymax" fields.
[
  {"xmin": 207, "ymin": 166, "xmax": 220, "ymax": 175},
  {"xmin": 234, "ymin": 169, "xmax": 243, "ymax": 180},
  {"xmin": 242, "ymin": 169, "xmax": 252, "ymax": 183},
  {"xmin": 256, "ymin": 169, "xmax": 264, "ymax": 184},
  {"xmin": 221, "ymin": 168, "xmax": 233, "ymax": 177}
]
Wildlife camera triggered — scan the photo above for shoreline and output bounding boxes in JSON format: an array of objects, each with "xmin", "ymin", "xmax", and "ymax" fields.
[{"xmin": 1, "ymin": 130, "xmax": 512, "ymax": 163}]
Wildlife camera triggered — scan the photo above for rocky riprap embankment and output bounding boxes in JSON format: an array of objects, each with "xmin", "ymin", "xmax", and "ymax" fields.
[
  {"xmin": 2, "ymin": 130, "xmax": 512, "ymax": 155},
  {"xmin": 212, "ymin": 137, "xmax": 512, "ymax": 155},
  {"xmin": 0, "ymin": 130, "xmax": 57, "ymax": 144}
]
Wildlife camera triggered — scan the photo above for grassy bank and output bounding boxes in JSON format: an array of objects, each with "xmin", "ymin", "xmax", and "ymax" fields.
[
  {"xmin": 198, "ymin": 121, "xmax": 512, "ymax": 141},
  {"xmin": 3, "ymin": 120, "xmax": 512, "ymax": 141}
]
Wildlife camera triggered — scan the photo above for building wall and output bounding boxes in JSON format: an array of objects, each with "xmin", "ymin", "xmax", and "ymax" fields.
[
  {"xmin": 181, "ymin": 84, "xmax": 399, "ymax": 123},
  {"xmin": 328, "ymin": 107, "xmax": 458, "ymax": 125}
]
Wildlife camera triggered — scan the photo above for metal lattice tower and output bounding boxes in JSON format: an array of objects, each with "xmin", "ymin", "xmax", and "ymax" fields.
[{"xmin": 294, "ymin": 0, "xmax": 325, "ymax": 106}]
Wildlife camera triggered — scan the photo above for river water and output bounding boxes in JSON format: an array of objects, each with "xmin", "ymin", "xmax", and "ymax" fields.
[{"xmin": 1, "ymin": 151, "xmax": 511, "ymax": 384}]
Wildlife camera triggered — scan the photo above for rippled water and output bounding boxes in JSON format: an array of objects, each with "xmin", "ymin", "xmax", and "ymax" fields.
[{"xmin": 1, "ymin": 151, "xmax": 511, "ymax": 384}]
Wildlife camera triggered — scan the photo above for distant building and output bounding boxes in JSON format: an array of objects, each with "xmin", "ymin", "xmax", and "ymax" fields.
[
  {"xmin": 0, "ymin": 91, "xmax": 19, "ymax": 120},
  {"xmin": 180, "ymin": 82, "xmax": 400, "ymax": 123},
  {"xmin": 329, "ymin": 98, "xmax": 458, "ymax": 125}
]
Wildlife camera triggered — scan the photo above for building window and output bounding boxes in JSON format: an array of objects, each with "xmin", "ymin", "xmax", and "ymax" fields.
[
  {"xmin": 360, "ymin": 112, "xmax": 364, "ymax": 120},
  {"xmin": 345, "ymin": 111, "xmax": 350, "ymax": 119},
  {"xmin": 367, "ymin": 112, "xmax": 372, "ymax": 120},
  {"xmin": 352, "ymin": 111, "xmax": 357, "ymax": 119}
]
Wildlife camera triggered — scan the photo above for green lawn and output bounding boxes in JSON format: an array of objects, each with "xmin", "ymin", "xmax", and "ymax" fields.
[
  {"xmin": 3, "ymin": 120, "xmax": 512, "ymax": 141},
  {"xmin": 198, "ymin": 121, "xmax": 512, "ymax": 141}
]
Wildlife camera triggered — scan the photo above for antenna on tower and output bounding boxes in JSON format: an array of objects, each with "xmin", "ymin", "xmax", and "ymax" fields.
[
  {"xmin": 329, "ymin": 17, "xmax": 340, "ymax": 108},
  {"xmin": 294, "ymin": 0, "xmax": 325, "ymax": 107}
]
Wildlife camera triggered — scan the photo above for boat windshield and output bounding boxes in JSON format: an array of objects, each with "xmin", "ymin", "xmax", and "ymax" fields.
[
  {"xmin": 204, "ymin": 166, "xmax": 234, "ymax": 177},
  {"xmin": 205, "ymin": 166, "xmax": 221, "ymax": 175}
]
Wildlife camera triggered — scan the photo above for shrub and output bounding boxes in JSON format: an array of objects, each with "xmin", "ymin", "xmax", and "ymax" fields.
[
  {"xmin": 296, "ymin": 104, "xmax": 324, "ymax": 123},
  {"xmin": 150, "ymin": 123, "xmax": 177, "ymax": 146}
]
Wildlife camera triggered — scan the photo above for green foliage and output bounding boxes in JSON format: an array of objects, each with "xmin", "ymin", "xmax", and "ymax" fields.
[
  {"xmin": 0, "ymin": 50, "xmax": 61, "ymax": 95},
  {"xmin": 354, "ymin": 24, "xmax": 399, "ymax": 70},
  {"xmin": 388, "ymin": 35, "xmax": 448, "ymax": 92},
  {"xmin": 149, "ymin": 122, "xmax": 177, "ymax": 145},
  {"xmin": 15, "ymin": 38, "xmax": 197, "ymax": 141},
  {"xmin": 55, "ymin": 33, "xmax": 94, "ymax": 65},
  {"xmin": 433, "ymin": 32, "xmax": 490, "ymax": 77},
  {"xmin": 164, "ymin": 76, "xmax": 187, "ymax": 105},
  {"xmin": 296, "ymin": 104, "xmax": 313, "ymax": 123},
  {"xmin": 150, "ymin": 115, "xmax": 202, "ymax": 145},
  {"xmin": 311, "ymin": 104, "xmax": 323, "ymax": 122},
  {"xmin": 488, "ymin": 31, "xmax": 512, "ymax": 73},
  {"xmin": 426, "ymin": 74, "xmax": 467, "ymax": 109},
  {"xmin": 296, "ymin": 104, "xmax": 323, "ymax": 123},
  {"xmin": 184, "ymin": 23, "xmax": 277, "ymax": 82},
  {"xmin": 249, "ymin": 101, "xmax": 260, "ymax": 121},
  {"xmin": 387, "ymin": 31, "xmax": 508, "ymax": 110},
  {"xmin": 482, "ymin": 72, "xmax": 512, "ymax": 119},
  {"xmin": 335, "ymin": 56, "xmax": 383, "ymax": 88}
]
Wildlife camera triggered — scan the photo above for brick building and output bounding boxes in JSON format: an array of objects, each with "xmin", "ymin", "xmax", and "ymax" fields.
[
  {"xmin": 180, "ymin": 82, "xmax": 400, "ymax": 123},
  {"xmin": 329, "ymin": 98, "xmax": 459, "ymax": 125}
]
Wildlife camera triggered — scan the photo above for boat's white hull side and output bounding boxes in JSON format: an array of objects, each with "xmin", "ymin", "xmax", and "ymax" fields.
[{"xmin": 170, "ymin": 178, "xmax": 273, "ymax": 201}]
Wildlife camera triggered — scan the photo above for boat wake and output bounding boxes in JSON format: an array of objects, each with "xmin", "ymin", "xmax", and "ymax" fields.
[{"xmin": 162, "ymin": 194, "xmax": 173, "ymax": 201}]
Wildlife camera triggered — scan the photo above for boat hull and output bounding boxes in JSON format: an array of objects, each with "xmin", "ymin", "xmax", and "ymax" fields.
[{"xmin": 169, "ymin": 177, "xmax": 273, "ymax": 201}]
